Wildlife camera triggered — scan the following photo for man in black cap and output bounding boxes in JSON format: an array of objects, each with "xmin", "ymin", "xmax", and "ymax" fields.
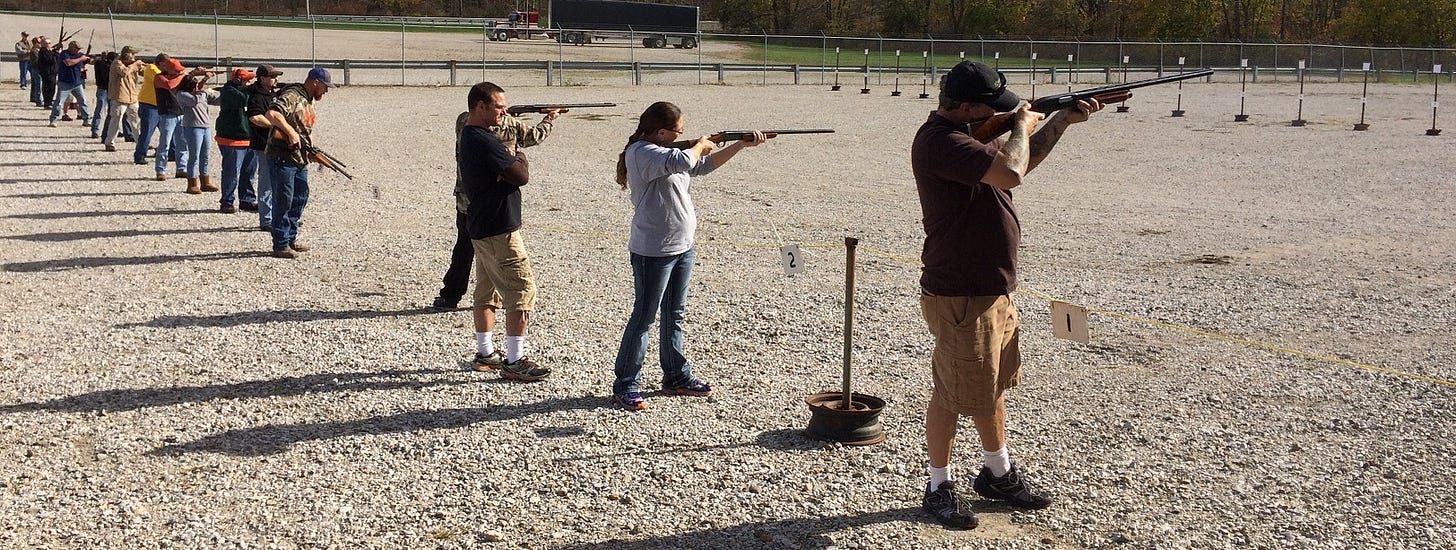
[
  {"xmin": 911, "ymin": 60, "xmax": 1128, "ymax": 529},
  {"xmin": 263, "ymin": 67, "xmax": 331, "ymax": 258},
  {"xmin": 245, "ymin": 64, "xmax": 284, "ymax": 226}
]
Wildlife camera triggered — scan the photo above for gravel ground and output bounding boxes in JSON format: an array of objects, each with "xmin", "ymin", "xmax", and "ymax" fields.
[{"xmin": 2, "ymin": 15, "xmax": 1455, "ymax": 550}]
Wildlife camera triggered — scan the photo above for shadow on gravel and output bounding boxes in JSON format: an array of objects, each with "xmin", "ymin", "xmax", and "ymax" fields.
[
  {"xmin": 116, "ymin": 307, "xmax": 441, "ymax": 328},
  {"xmin": 4, "ymin": 250, "xmax": 269, "ymax": 272},
  {"xmin": 3, "ymin": 226, "xmax": 233, "ymax": 242},
  {"xmin": 4, "ymin": 208, "xmax": 215, "ymax": 219},
  {"xmin": 1, "ymin": 177, "xmax": 156, "ymax": 186},
  {"xmin": 550, "ymin": 508, "xmax": 931, "ymax": 549},
  {"xmin": 147, "ymin": 395, "xmax": 607, "ymax": 457},
  {"xmin": 552, "ymin": 428, "xmax": 829, "ymax": 465},
  {"xmin": 0, "ymin": 161, "xmax": 134, "ymax": 167},
  {"xmin": 0, "ymin": 368, "xmax": 465, "ymax": 415}
]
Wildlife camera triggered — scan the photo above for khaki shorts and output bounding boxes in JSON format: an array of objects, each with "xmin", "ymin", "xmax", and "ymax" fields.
[
  {"xmin": 471, "ymin": 230, "xmax": 536, "ymax": 312},
  {"xmin": 920, "ymin": 293, "xmax": 1021, "ymax": 416}
]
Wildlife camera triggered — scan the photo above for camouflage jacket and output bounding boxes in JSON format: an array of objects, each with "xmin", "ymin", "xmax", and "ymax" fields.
[{"xmin": 264, "ymin": 83, "xmax": 316, "ymax": 166}]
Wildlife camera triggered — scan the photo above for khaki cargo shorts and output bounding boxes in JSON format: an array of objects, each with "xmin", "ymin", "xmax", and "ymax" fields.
[
  {"xmin": 471, "ymin": 230, "xmax": 537, "ymax": 312},
  {"xmin": 920, "ymin": 293, "xmax": 1021, "ymax": 416}
]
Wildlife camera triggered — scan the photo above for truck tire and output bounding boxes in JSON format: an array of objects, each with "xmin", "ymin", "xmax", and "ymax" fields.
[
  {"xmin": 650, "ymin": 36, "xmax": 667, "ymax": 49},
  {"xmin": 682, "ymin": 37, "xmax": 698, "ymax": 49},
  {"xmin": 574, "ymin": 32, "xmax": 588, "ymax": 46},
  {"xmin": 494, "ymin": 30, "xmax": 510, "ymax": 42}
]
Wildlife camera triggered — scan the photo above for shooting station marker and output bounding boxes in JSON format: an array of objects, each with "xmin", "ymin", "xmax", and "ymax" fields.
[
  {"xmin": 1116, "ymin": 56, "xmax": 1131, "ymax": 112},
  {"xmin": 1427, "ymin": 64, "xmax": 1442, "ymax": 136},
  {"xmin": 1354, "ymin": 62, "xmax": 1371, "ymax": 131},
  {"xmin": 804, "ymin": 237, "xmax": 886, "ymax": 446},
  {"xmin": 1067, "ymin": 54, "xmax": 1076, "ymax": 91},
  {"xmin": 1235, "ymin": 59, "xmax": 1250, "ymax": 122},
  {"xmin": 860, "ymin": 49, "xmax": 870, "ymax": 94},
  {"xmin": 1050, "ymin": 301, "xmax": 1091, "ymax": 344},
  {"xmin": 780, "ymin": 244, "xmax": 805, "ymax": 276},
  {"xmin": 1030, "ymin": 52, "xmax": 1038, "ymax": 98},
  {"xmin": 1291, "ymin": 60, "xmax": 1308, "ymax": 127},
  {"xmin": 891, "ymin": 50, "xmax": 902, "ymax": 97},
  {"xmin": 1171, "ymin": 57, "xmax": 1187, "ymax": 117},
  {"xmin": 919, "ymin": 51, "xmax": 930, "ymax": 99},
  {"xmin": 830, "ymin": 47, "xmax": 841, "ymax": 91}
]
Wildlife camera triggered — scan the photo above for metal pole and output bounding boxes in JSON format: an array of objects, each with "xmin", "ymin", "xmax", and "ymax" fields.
[
  {"xmin": 482, "ymin": 22, "xmax": 487, "ymax": 81},
  {"xmin": 401, "ymin": 18, "xmax": 406, "ymax": 86},
  {"xmin": 763, "ymin": 30, "xmax": 769, "ymax": 85},
  {"xmin": 214, "ymin": 10, "xmax": 220, "ymax": 65},
  {"xmin": 841, "ymin": 237, "xmax": 858, "ymax": 410},
  {"xmin": 1291, "ymin": 60, "xmax": 1307, "ymax": 126},
  {"xmin": 1236, "ymin": 59, "xmax": 1249, "ymax": 122},
  {"xmin": 311, "ymin": 16, "xmax": 317, "ymax": 66},
  {"xmin": 821, "ymin": 32, "xmax": 826, "ymax": 86},
  {"xmin": 557, "ymin": 24, "xmax": 565, "ymax": 86},
  {"xmin": 1429, "ymin": 63, "xmax": 1443, "ymax": 135},
  {"xmin": 1355, "ymin": 62, "xmax": 1370, "ymax": 130},
  {"xmin": 877, "ymin": 34, "xmax": 883, "ymax": 85},
  {"xmin": 108, "ymin": 8, "xmax": 116, "ymax": 51},
  {"xmin": 697, "ymin": 31, "xmax": 703, "ymax": 85}
]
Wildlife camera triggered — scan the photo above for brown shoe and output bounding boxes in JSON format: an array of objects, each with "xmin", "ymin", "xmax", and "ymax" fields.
[
  {"xmin": 272, "ymin": 247, "xmax": 300, "ymax": 259},
  {"xmin": 289, "ymin": 241, "xmax": 311, "ymax": 252},
  {"xmin": 185, "ymin": 178, "xmax": 201, "ymax": 194},
  {"xmin": 199, "ymin": 175, "xmax": 218, "ymax": 192},
  {"xmin": 219, "ymin": 204, "xmax": 238, "ymax": 214},
  {"xmin": 155, "ymin": 173, "xmax": 166, "ymax": 181},
  {"xmin": 175, "ymin": 171, "xmax": 187, "ymax": 179}
]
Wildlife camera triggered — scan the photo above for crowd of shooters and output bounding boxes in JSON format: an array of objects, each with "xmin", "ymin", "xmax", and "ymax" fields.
[{"xmin": 13, "ymin": 24, "xmax": 1143, "ymax": 531}]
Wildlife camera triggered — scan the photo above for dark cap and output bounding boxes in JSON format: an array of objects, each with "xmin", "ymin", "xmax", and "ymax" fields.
[
  {"xmin": 941, "ymin": 61, "xmax": 1022, "ymax": 112},
  {"xmin": 120, "ymin": 45, "xmax": 137, "ymax": 55},
  {"xmin": 306, "ymin": 67, "xmax": 332, "ymax": 87},
  {"xmin": 255, "ymin": 64, "xmax": 283, "ymax": 78}
]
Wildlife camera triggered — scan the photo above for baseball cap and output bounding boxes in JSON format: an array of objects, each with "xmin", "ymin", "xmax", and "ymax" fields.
[
  {"xmin": 941, "ymin": 61, "xmax": 1022, "ymax": 112},
  {"xmin": 232, "ymin": 68, "xmax": 256, "ymax": 81},
  {"xmin": 255, "ymin": 64, "xmax": 283, "ymax": 78},
  {"xmin": 120, "ymin": 45, "xmax": 137, "ymax": 55},
  {"xmin": 306, "ymin": 67, "xmax": 332, "ymax": 87},
  {"xmin": 162, "ymin": 58, "xmax": 185, "ymax": 73}
]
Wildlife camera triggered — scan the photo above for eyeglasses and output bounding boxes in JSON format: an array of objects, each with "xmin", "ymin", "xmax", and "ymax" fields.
[{"xmin": 665, "ymin": 127, "xmax": 684, "ymax": 135}]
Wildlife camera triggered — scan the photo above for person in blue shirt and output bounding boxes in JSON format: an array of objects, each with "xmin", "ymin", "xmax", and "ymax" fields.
[{"xmin": 48, "ymin": 41, "xmax": 91, "ymax": 127}]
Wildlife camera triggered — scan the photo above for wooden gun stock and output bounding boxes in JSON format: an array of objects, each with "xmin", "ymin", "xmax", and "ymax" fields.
[{"xmin": 669, "ymin": 128, "xmax": 835, "ymax": 149}]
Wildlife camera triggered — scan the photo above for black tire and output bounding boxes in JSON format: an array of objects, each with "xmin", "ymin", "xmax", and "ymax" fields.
[
  {"xmin": 574, "ymin": 32, "xmax": 588, "ymax": 46},
  {"xmin": 650, "ymin": 36, "xmax": 666, "ymax": 49},
  {"xmin": 494, "ymin": 30, "xmax": 510, "ymax": 42},
  {"xmin": 682, "ymin": 37, "xmax": 698, "ymax": 49},
  {"xmin": 642, "ymin": 37, "xmax": 653, "ymax": 48}
]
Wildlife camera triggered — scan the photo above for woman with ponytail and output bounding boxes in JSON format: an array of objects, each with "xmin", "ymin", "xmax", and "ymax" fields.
[{"xmin": 609, "ymin": 102, "xmax": 765, "ymax": 411}]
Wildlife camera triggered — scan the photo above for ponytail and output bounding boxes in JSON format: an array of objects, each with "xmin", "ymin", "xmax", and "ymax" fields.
[{"xmin": 617, "ymin": 101, "xmax": 682, "ymax": 190}]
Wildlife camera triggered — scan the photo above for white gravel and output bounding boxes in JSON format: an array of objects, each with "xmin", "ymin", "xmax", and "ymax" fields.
[{"xmin": 2, "ymin": 13, "xmax": 1455, "ymax": 550}]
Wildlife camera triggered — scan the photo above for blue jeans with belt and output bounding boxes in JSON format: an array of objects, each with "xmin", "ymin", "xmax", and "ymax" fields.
[
  {"xmin": 18, "ymin": 60, "xmax": 29, "ymax": 88},
  {"xmin": 268, "ymin": 156, "xmax": 309, "ymax": 251},
  {"xmin": 134, "ymin": 103, "xmax": 159, "ymax": 164},
  {"xmin": 612, "ymin": 248, "xmax": 697, "ymax": 395},
  {"xmin": 153, "ymin": 114, "xmax": 187, "ymax": 176}
]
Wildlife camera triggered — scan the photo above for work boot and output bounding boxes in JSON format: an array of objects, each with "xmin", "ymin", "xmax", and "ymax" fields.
[
  {"xmin": 199, "ymin": 175, "xmax": 218, "ymax": 192},
  {"xmin": 154, "ymin": 173, "xmax": 166, "ymax": 181},
  {"xmin": 185, "ymin": 178, "xmax": 202, "ymax": 194}
]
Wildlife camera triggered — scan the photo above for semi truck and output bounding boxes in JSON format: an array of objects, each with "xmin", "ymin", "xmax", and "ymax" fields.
[
  {"xmin": 549, "ymin": 0, "xmax": 700, "ymax": 49},
  {"xmin": 487, "ymin": 10, "xmax": 549, "ymax": 41}
]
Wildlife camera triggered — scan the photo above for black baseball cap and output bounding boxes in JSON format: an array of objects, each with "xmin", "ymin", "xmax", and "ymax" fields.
[{"xmin": 941, "ymin": 61, "xmax": 1022, "ymax": 112}]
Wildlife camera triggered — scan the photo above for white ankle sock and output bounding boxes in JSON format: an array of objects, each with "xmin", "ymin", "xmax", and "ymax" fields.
[
  {"xmin": 506, "ymin": 336, "xmax": 526, "ymax": 363},
  {"xmin": 475, "ymin": 333, "xmax": 494, "ymax": 355},
  {"xmin": 928, "ymin": 464, "xmax": 951, "ymax": 490},
  {"xmin": 983, "ymin": 446, "xmax": 1011, "ymax": 477}
]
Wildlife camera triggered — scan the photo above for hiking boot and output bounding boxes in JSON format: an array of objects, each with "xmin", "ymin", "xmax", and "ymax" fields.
[
  {"xmin": 155, "ymin": 173, "xmax": 166, "ymax": 181},
  {"xmin": 611, "ymin": 392, "xmax": 646, "ymax": 411},
  {"xmin": 923, "ymin": 480, "xmax": 978, "ymax": 529},
  {"xmin": 272, "ymin": 247, "xmax": 300, "ymax": 259},
  {"xmin": 429, "ymin": 296, "xmax": 460, "ymax": 311},
  {"xmin": 220, "ymin": 204, "xmax": 238, "ymax": 214},
  {"xmin": 289, "ymin": 241, "xmax": 311, "ymax": 252},
  {"xmin": 471, "ymin": 350, "xmax": 504, "ymax": 372},
  {"xmin": 972, "ymin": 464, "xmax": 1053, "ymax": 510},
  {"xmin": 500, "ymin": 356, "xmax": 550, "ymax": 382},
  {"xmin": 663, "ymin": 377, "xmax": 713, "ymax": 397},
  {"xmin": 240, "ymin": 202, "xmax": 258, "ymax": 212},
  {"xmin": 199, "ymin": 175, "xmax": 218, "ymax": 192},
  {"xmin": 185, "ymin": 178, "xmax": 202, "ymax": 194}
]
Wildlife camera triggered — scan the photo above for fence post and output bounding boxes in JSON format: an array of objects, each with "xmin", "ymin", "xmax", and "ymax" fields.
[
  {"xmin": 448, "ymin": 60, "xmax": 457, "ymax": 86},
  {"xmin": 1251, "ymin": 65, "xmax": 1258, "ymax": 83},
  {"xmin": 716, "ymin": 63, "xmax": 725, "ymax": 84},
  {"xmin": 546, "ymin": 60, "xmax": 554, "ymax": 86},
  {"xmin": 1104, "ymin": 66, "xmax": 1112, "ymax": 83},
  {"xmin": 342, "ymin": 59, "xmax": 351, "ymax": 86},
  {"xmin": 793, "ymin": 64, "xmax": 801, "ymax": 85},
  {"xmin": 633, "ymin": 62, "xmax": 642, "ymax": 85},
  {"xmin": 1050, "ymin": 66, "xmax": 1058, "ymax": 83}
]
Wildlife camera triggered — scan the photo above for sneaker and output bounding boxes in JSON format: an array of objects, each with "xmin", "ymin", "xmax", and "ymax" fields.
[
  {"xmin": 154, "ymin": 174, "xmax": 166, "ymax": 181},
  {"xmin": 923, "ymin": 480, "xmax": 978, "ymax": 529},
  {"xmin": 104, "ymin": 144, "xmax": 116, "ymax": 152},
  {"xmin": 500, "ymin": 356, "xmax": 550, "ymax": 382},
  {"xmin": 471, "ymin": 350, "xmax": 505, "ymax": 371},
  {"xmin": 429, "ymin": 296, "xmax": 460, "ymax": 311},
  {"xmin": 47, "ymin": 121, "xmax": 56, "ymax": 127},
  {"xmin": 90, "ymin": 132, "xmax": 99, "ymax": 139},
  {"xmin": 239, "ymin": 202, "xmax": 258, "ymax": 212},
  {"xmin": 663, "ymin": 377, "xmax": 713, "ymax": 397},
  {"xmin": 611, "ymin": 392, "xmax": 646, "ymax": 411},
  {"xmin": 972, "ymin": 464, "xmax": 1053, "ymax": 510},
  {"xmin": 289, "ymin": 241, "xmax": 311, "ymax": 252},
  {"xmin": 258, "ymin": 224, "xmax": 271, "ymax": 232},
  {"xmin": 272, "ymin": 247, "xmax": 300, "ymax": 259},
  {"xmin": 219, "ymin": 204, "xmax": 238, "ymax": 214}
]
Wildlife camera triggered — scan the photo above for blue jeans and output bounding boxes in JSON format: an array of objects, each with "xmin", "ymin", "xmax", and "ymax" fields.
[
  {"xmin": 28, "ymin": 66, "xmax": 40, "ymax": 103},
  {"xmin": 18, "ymin": 60, "xmax": 29, "ymax": 88},
  {"xmin": 182, "ymin": 126, "xmax": 211, "ymax": 178},
  {"xmin": 134, "ymin": 103, "xmax": 159, "ymax": 163},
  {"xmin": 219, "ymin": 146, "xmax": 256, "ymax": 206},
  {"xmin": 254, "ymin": 151, "xmax": 273, "ymax": 224},
  {"xmin": 612, "ymin": 248, "xmax": 697, "ymax": 395},
  {"xmin": 154, "ymin": 114, "xmax": 187, "ymax": 176},
  {"xmin": 49, "ymin": 81, "xmax": 89, "ymax": 122},
  {"xmin": 91, "ymin": 88, "xmax": 108, "ymax": 135},
  {"xmin": 268, "ymin": 157, "xmax": 309, "ymax": 251}
]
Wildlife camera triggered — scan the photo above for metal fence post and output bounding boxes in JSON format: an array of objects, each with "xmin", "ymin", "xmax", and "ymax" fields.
[
  {"xmin": 717, "ymin": 63, "xmax": 725, "ymax": 84},
  {"xmin": 449, "ymin": 60, "xmax": 457, "ymax": 86},
  {"xmin": 633, "ymin": 61, "xmax": 642, "ymax": 85},
  {"xmin": 793, "ymin": 64, "xmax": 801, "ymax": 84},
  {"xmin": 546, "ymin": 60, "xmax": 554, "ymax": 86},
  {"xmin": 763, "ymin": 30, "xmax": 769, "ymax": 85},
  {"xmin": 820, "ymin": 32, "xmax": 826, "ymax": 86},
  {"xmin": 342, "ymin": 59, "xmax": 351, "ymax": 86},
  {"xmin": 400, "ymin": 18, "xmax": 406, "ymax": 86}
]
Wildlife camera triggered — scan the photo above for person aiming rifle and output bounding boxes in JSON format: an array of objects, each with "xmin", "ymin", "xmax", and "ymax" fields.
[{"xmin": 669, "ymin": 128, "xmax": 834, "ymax": 149}]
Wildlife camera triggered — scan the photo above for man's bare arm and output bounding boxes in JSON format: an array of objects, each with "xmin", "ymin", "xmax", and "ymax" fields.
[{"xmin": 1026, "ymin": 113, "xmax": 1072, "ymax": 172}]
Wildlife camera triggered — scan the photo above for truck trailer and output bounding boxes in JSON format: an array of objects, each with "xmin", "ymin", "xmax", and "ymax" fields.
[{"xmin": 550, "ymin": 0, "xmax": 700, "ymax": 49}]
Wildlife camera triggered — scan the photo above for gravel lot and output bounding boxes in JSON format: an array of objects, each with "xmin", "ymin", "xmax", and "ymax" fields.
[{"xmin": 3, "ymin": 13, "xmax": 1455, "ymax": 550}]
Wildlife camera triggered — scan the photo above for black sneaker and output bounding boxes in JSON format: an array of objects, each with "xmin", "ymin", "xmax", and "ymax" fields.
[
  {"xmin": 972, "ymin": 464, "xmax": 1053, "ymax": 510},
  {"xmin": 239, "ymin": 202, "xmax": 259, "ymax": 212},
  {"xmin": 923, "ymin": 480, "xmax": 978, "ymax": 529},
  {"xmin": 429, "ymin": 296, "xmax": 460, "ymax": 311},
  {"xmin": 500, "ymin": 356, "xmax": 550, "ymax": 382},
  {"xmin": 471, "ymin": 350, "xmax": 504, "ymax": 372}
]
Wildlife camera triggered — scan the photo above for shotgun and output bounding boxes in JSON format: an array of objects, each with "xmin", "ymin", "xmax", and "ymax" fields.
[
  {"xmin": 670, "ymin": 128, "xmax": 835, "ymax": 149},
  {"xmin": 506, "ymin": 102, "xmax": 616, "ymax": 116},
  {"xmin": 1028, "ymin": 68, "xmax": 1214, "ymax": 113}
]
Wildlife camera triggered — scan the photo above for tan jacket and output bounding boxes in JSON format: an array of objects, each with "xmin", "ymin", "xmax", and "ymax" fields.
[{"xmin": 109, "ymin": 59, "xmax": 143, "ymax": 104}]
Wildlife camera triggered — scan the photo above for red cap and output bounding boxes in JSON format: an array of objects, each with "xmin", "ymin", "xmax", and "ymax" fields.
[
  {"xmin": 232, "ymin": 68, "xmax": 256, "ymax": 81},
  {"xmin": 162, "ymin": 59, "xmax": 185, "ymax": 73}
]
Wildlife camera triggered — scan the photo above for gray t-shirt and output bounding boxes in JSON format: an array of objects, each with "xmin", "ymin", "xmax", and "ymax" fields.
[
  {"xmin": 624, "ymin": 140, "xmax": 717, "ymax": 257},
  {"xmin": 177, "ymin": 89, "xmax": 219, "ymax": 128}
]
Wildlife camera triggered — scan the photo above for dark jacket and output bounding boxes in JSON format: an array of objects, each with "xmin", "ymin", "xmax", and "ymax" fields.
[
  {"xmin": 215, "ymin": 79, "xmax": 252, "ymax": 141},
  {"xmin": 34, "ymin": 47, "xmax": 58, "ymax": 77}
]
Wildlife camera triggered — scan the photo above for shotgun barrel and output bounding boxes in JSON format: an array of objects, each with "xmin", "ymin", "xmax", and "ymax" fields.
[
  {"xmin": 670, "ymin": 128, "xmax": 836, "ymax": 149},
  {"xmin": 1029, "ymin": 68, "xmax": 1214, "ymax": 113},
  {"xmin": 506, "ymin": 102, "xmax": 617, "ymax": 116}
]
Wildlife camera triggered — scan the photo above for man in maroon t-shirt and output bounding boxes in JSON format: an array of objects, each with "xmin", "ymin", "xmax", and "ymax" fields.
[{"xmin": 910, "ymin": 60, "xmax": 1127, "ymax": 529}]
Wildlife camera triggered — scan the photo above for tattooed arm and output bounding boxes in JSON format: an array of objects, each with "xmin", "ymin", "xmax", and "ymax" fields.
[{"xmin": 1026, "ymin": 97, "xmax": 1109, "ymax": 172}]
